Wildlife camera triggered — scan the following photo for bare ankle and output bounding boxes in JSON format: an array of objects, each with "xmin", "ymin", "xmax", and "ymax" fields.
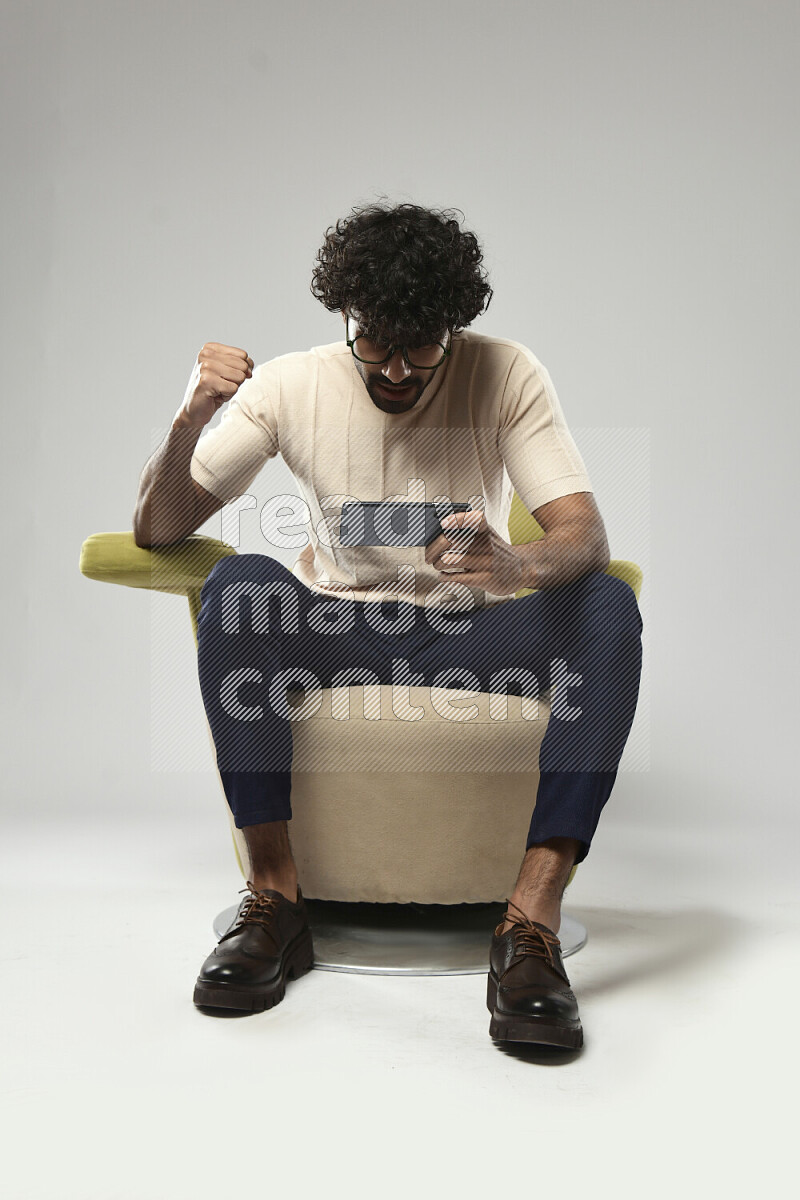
[
  {"xmin": 502, "ymin": 837, "xmax": 579, "ymax": 936},
  {"xmin": 251, "ymin": 874, "xmax": 298, "ymax": 903},
  {"xmin": 242, "ymin": 820, "xmax": 298, "ymax": 903},
  {"xmin": 503, "ymin": 893, "xmax": 561, "ymax": 936}
]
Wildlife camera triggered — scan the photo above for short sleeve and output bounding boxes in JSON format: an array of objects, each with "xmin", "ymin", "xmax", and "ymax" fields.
[
  {"xmin": 497, "ymin": 353, "xmax": 593, "ymax": 514},
  {"xmin": 190, "ymin": 360, "xmax": 280, "ymax": 503}
]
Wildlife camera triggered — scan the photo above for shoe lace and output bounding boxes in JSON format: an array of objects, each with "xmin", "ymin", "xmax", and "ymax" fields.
[
  {"xmin": 233, "ymin": 881, "xmax": 280, "ymax": 932},
  {"xmin": 502, "ymin": 898, "xmax": 562, "ymax": 969}
]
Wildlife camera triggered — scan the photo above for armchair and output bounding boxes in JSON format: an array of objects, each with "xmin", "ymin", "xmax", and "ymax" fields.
[{"xmin": 80, "ymin": 494, "xmax": 642, "ymax": 972}]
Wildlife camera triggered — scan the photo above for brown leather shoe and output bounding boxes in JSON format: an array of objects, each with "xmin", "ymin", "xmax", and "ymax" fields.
[
  {"xmin": 487, "ymin": 899, "xmax": 583, "ymax": 1048},
  {"xmin": 193, "ymin": 882, "xmax": 314, "ymax": 1012}
]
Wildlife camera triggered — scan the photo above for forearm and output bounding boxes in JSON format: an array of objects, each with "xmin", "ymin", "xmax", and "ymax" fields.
[
  {"xmin": 517, "ymin": 522, "xmax": 610, "ymax": 590},
  {"xmin": 132, "ymin": 413, "xmax": 205, "ymax": 547}
]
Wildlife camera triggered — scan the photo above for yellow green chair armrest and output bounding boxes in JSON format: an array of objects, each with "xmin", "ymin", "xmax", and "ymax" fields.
[
  {"xmin": 79, "ymin": 531, "xmax": 237, "ymax": 593},
  {"xmin": 512, "ymin": 559, "xmax": 642, "ymax": 603},
  {"xmin": 507, "ymin": 492, "xmax": 642, "ymax": 602},
  {"xmin": 79, "ymin": 532, "xmax": 238, "ymax": 637}
]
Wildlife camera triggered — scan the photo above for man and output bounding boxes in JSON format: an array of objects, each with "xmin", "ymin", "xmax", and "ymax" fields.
[{"xmin": 133, "ymin": 201, "xmax": 643, "ymax": 1049}]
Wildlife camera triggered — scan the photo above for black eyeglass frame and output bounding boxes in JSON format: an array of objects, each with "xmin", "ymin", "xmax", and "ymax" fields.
[{"xmin": 345, "ymin": 314, "xmax": 452, "ymax": 370}]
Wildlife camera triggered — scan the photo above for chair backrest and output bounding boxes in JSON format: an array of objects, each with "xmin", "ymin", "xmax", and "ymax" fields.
[
  {"xmin": 508, "ymin": 492, "xmax": 545, "ymax": 546},
  {"xmin": 506, "ymin": 492, "xmax": 643, "ymax": 600}
]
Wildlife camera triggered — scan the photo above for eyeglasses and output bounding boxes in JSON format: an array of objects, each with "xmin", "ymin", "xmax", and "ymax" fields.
[{"xmin": 346, "ymin": 314, "xmax": 452, "ymax": 370}]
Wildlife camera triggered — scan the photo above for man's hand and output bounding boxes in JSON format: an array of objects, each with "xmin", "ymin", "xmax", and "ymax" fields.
[
  {"xmin": 173, "ymin": 342, "xmax": 255, "ymax": 431},
  {"xmin": 133, "ymin": 341, "xmax": 253, "ymax": 547},
  {"xmin": 425, "ymin": 509, "xmax": 525, "ymax": 597},
  {"xmin": 425, "ymin": 493, "xmax": 610, "ymax": 594}
]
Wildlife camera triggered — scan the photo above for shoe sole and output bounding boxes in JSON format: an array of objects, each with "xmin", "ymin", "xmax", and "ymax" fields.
[
  {"xmin": 193, "ymin": 927, "xmax": 314, "ymax": 1013},
  {"xmin": 487, "ymin": 971, "xmax": 584, "ymax": 1049}
]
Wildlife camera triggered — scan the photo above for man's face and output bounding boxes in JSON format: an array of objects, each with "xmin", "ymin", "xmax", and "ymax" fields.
[{"xmin": 343, "ymin": 313, "xmax": 450, "ymax": 415}]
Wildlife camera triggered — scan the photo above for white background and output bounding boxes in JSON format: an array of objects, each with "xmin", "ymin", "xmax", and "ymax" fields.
[{"xmin": 2, "ymin": 2, "xmax": 797, "ymax": 1197}]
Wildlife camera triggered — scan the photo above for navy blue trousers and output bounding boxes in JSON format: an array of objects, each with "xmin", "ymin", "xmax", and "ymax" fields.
[{"xmin": 196, "ymin": 555, "xmax": 643, "ymax": 865}]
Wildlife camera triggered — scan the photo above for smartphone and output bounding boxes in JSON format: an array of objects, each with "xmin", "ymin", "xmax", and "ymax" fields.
[{"xmin": 338, "ymin": 500, "xmax": 472, "ymax": 548}]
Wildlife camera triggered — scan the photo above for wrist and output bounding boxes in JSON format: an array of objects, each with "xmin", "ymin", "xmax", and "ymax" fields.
[{"xmin": 516, "ymin": 542, "xmax": 539, "ymax": 590}]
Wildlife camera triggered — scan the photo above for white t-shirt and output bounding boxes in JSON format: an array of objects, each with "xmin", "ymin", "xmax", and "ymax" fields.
[{"xmin": 190, "ymin": 330, "xmax": 593, "ymax": 611}]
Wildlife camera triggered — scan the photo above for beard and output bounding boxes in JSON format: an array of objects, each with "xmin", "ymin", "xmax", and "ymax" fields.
[{"xmin": 358, "ymin": 366, "xmax": 429, "ymax": 414}]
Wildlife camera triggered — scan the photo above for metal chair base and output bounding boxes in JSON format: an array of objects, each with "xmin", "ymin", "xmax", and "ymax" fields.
[{"xmin": 212, "ymin": 899, "xmax": 587, "ymax": 976}]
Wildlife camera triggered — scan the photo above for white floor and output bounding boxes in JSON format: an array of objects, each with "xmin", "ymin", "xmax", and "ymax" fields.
[{"xmin": 2, "ymin": 804, "xmax": 796, "ymax": 1200}]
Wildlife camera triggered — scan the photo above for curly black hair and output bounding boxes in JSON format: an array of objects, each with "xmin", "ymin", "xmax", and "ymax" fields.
[{"xmin": 310, "ymin": 200, "xmax": 493, "ymax": 345}]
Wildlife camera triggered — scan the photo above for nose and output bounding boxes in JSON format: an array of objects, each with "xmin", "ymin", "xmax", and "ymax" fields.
[{"xmin": 380, "ymin": 349, "xmax": 412, "ymax": 384}]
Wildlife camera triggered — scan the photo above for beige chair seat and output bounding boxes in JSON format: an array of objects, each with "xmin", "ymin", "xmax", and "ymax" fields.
[
  {"xmin": 80, "ymin": 493, "xmax": 642, "ymax": 908},
  {"xmin": 229, "ymin": 684, "xmax": 552, "ymax": 904}
]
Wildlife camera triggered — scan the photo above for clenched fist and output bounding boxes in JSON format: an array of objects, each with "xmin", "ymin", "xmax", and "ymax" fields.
[{"xmin": 174, "ymin": 342, "xmax": 254, "ymax": 430}]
